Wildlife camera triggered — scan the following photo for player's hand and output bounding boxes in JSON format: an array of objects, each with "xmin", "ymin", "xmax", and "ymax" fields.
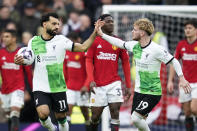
[
  {"xmin": 80, "ymin": 86, "xmax": 89, "ymax": 96},
  {"xmin": 167, "ymin": 81, "xmax": 174, "ymax": 94},
  {"xmin": 90, "ymin": 81, "xmax": 96, "ymax": 94},
  {"xmin": 95, "ymin": 19, "xmax": 105, "ymax": 36},
  {"xmin": 179, "ymin": 76, "xmax": 191, "ymax": 94},
  {"xmin": 14, "ymin": 54, "xmax": 24, "ymax": 65},
  {"xmin": 124, "ymin": 88, "xmax": 131, "ymax": 102}
]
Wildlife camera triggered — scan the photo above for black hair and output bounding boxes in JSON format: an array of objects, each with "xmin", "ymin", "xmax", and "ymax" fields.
[
  {"xmin": 184, "ymin": 19, "xmax": 197, "ymax": 28},
  {"xmin": 66, "ymin": 32, "xmax": 80, "ymax": 41},
  {"xmin": 98, "ymin": 14, "xmax": 113, "ymax": 21},
  {"xmin": 3, "ymin": 29, "xmax": 17, "ymax": 37},
  {"xmin": 41, "ymin": 12, "xmax": 59, "ymax": 27}
]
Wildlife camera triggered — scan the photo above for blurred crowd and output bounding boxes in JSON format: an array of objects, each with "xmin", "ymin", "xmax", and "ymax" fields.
[{"xmin": 0, "ymin": 0, "xmax": 197, "ymax": 48}]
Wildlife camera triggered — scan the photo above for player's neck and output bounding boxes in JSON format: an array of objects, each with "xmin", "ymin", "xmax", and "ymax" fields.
[
  {"xmin": 103, "ymin": 30, "xmax": 113, "ymax": 36},
  {"xmin": 139, "ymin": 36, "xmax": 151, "ymax": 48},
  {"xmin": 6, "ymin": 43, "xmax": 17, "ymax": 52},
  {"xmin": 187, "ymin": 36, "xmax": 197, "ymax": 44},
  {"xmin": 41, "ymin": 31, "xmax": 54, "ymax": 40}
]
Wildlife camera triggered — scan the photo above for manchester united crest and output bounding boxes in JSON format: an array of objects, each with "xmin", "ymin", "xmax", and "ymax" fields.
[
  {"xmin": 112, "ymin": 45, "xmax": 118, "ymax": 50},
  {"xmin": 194, "ymin": 46, "xmax": 197, "ymax": 52},
  {"xmin": 75, "ymin": 54, "xmax": 80, "ymax": 60}
]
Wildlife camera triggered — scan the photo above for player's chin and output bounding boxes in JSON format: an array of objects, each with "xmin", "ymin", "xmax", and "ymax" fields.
[{"xmin": 53, "ymin": 31, "xmax": 58, "ymax": 35}]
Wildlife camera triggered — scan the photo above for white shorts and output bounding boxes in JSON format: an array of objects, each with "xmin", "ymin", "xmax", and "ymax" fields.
[
  {"xmin": 90, "ymin": 81, "xmax": 123, "ymax": 107},
  {"xmin": 179, "ymin": 83, "xmax": 197, "ymax": 103},
  {"xmin": 0, "ymin": 90, "xmax": 24, "ymax": 112},
  {"xmin": 67, "ymin": 89, "xmax": 89, "ymax": 107}
]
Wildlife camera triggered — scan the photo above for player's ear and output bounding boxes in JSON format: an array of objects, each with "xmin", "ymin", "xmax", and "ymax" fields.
[{"xmin": 43, "ymin": 22, "xmax": 47, "ymax": 27}]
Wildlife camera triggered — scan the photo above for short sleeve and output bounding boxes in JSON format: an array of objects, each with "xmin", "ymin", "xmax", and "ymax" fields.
[
  {"xmin": 124, "ymin": 41, "xmax": 138, "ymax": 52},
  {"xmin": 156, "ymin": 45, "xmax": 174, "ymax": 65},
  {"xmin": 61, "ymin": 35, "xmax": 74, "ymax": 51}
]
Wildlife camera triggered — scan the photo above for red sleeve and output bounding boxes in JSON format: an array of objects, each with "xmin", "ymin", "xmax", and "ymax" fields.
[
  {"xmin": 120, "ymin": 49, "xmax": 132, "ymax": 88},
  {"xmin": 63, "ymin": 57, "xmax": 68, "ymax": 83},
  {"xmin": 23, "ymin": 65, "xmax": 33, "ymax": 89},
  {"xmin": 174, "ymin": 41, "xmax": 182, "ymax": 60},
  {"xmin": 84, "ymin": 39, "xmax": 96, "ymax": 89},
  {"xmin": 84, "ymin": 58, "xmax": 94, "ymax": 89}
]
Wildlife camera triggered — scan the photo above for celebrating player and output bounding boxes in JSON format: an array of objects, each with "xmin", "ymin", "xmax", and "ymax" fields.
[
  {"xmin": 86, "ymin": 14, "xmax": 132, "ymax": 131},
  {"xmin": 96, "ymin": 18, "xmax": 191, "ymax": 131},
  {"xmin": 14, "ymin": 12, "xmax": 99, "ymax": 131},
  {"xmin": 0, "ymin": 29, "xmax": 33, "ymax": 131},
  {"xmin": 167, "ymin": 19, "xmax": 197, "ymax": 131}
]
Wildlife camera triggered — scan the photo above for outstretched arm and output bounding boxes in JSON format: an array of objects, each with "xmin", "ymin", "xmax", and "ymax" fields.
[
  {"xmin": 170, "ymin": 58, "xmax": 191, "ymax": 93},
  {"xmin": 96, "ymin": 20, "xmax": 126, "ymax": 49},
  {"xmin": 72, "ymin": 20, "xmax": 101, "ymax": 52},
  {"xmin": 73, "ymin": 30, "xmax": 97, "ymax": 52}
]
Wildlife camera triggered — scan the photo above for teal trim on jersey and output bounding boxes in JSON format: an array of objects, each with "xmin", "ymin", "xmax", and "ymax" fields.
[
  {"xmin": 133, "ymin": 43, "xmax": 142, "ymax": 59},
  {"xmin": 139, "ymin": 71, "xmax": 162, "ymax": 95},
  {"xmin": 32, "ymin": 36, "xmax": 47, "ymax": 55},
  {"xmin": 46, "ymin": 63, "xmax": 67, "ymax": 92}
]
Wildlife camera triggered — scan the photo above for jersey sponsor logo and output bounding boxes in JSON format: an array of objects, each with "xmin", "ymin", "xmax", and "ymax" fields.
[
  {"xmin": 97, "ymin": 52, "xmax": 117, "ymax": 61},
  {"xmin": 112, "ymin": 45, "xmax": 118, "ymax": 50},
  {"xmin": 1, "ymin": 56, "xmax": 6, "ymax": 60},
  {"xmin": 42, "ymin": 56, "xmax": 57, "ymax": 62},
  {"xmin": 182, "ymin": 53, "xmax": 197, "ymax": 61},
  {"xmin": 2, "ymin": 62, "xmax": 20, "ymax": 70},
  {"xmin": 97, "ymin": 44, "xmax": 102, "ymax": 48},
  {"xmin": 135, "ymin": 61, "xmax": 148, "ymax": 69},
  {"xmin": 37, "ymin": 55, "xmax": 41, "ymax": 62},
  {"xmin": 67, "ymin": 61, "xmax": 81, "ymax": 68}
]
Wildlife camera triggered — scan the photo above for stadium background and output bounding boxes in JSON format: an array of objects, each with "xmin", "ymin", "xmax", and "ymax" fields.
[{"xmin": 0, "ymin": 0, "xmax": 197, "ymax": 131}]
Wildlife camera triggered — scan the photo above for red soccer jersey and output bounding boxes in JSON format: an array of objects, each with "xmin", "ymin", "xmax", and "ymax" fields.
[
  {"xmin": 0, "ymin": 48, "xmax": 33, "ymax": 94},
  {"xmin": 174, "ymin": 39, "xmax": 197, "ymax": 83},
  {"xmin": 63, "ymin": 51, "xmax": 86, "ymax": 91},
  {"xmin": 86, "ymin": 36, "xmax": 130, "ymax": 87}
]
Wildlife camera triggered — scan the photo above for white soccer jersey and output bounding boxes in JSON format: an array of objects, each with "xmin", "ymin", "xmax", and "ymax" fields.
[
  {"xmin": 27, "ymin": 35, "xmax": 73, "ymax": 93},
  {"xmin": 124, "ymin": 41, "xmax": 173, "ymax": 95}
]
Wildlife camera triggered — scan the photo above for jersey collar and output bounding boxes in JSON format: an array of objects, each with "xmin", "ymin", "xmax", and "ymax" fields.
[
  {"xmin": 141, "ymin": 40, "xmax": 151, "ymax": 49},
  {"xmin": 41, "ymin": 35, "xmax": 54, "ymax": 41}
]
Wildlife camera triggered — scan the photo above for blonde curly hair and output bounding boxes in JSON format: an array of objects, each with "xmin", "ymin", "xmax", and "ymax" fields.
[{"xmin": 134, "ymin": 18, "xmax": 154, "ymax": 36}]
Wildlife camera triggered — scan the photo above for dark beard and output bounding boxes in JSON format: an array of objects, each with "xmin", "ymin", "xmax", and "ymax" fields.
[{"xmin": 46, "ymin": 29, "xmax": 57, "ymax": 36}]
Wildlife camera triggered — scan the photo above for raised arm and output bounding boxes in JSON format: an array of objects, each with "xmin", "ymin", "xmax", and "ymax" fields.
[
  {"xmin": 96, "ymin": 22, "xmax": 126, "ymax": 49},
  {"xmin": 72, "ymin": 20, "xmax": 102, "ymax": 52},
  {"xmin": 73, "ymin": 30, "xmax": 97, "ymax": 52}
]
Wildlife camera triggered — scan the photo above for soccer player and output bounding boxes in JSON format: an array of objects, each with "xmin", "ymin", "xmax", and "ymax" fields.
[
  {"xmin": 63, "ymin": 32, "xmax": 90, "ymax": 131},
  {"xmin": 96, "ymin": 18, "xmax": 191, "ymax": 131},
  {"xmin": 86, "ymin": 14, "xmax": 132, "ymax": 131},
  {"xmin": 0, "ymin": 29, "xmax": 33, "ymax": 131},
  {"xmin": 167, "ymin": 20, "xmax": 197, "ymax": 131},
  {"xmin": 14, "ymin": 12, "xmax": 98, "ymax": 131}
]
